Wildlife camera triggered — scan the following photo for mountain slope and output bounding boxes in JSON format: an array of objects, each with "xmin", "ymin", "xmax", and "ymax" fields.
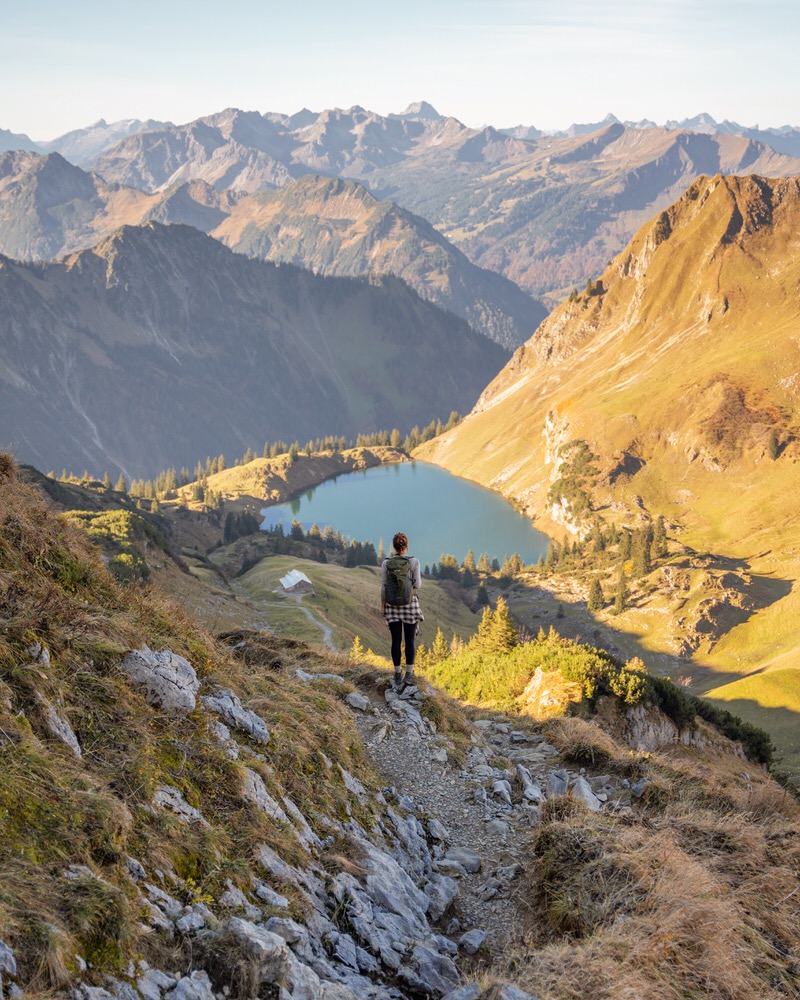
[
  {"xmin": 0, "ymin": 153, "xmax": 540, "ymax": 347},
  {"xmin": 417, "ymin": 173, "xmax": 800, "ymax": 706},
  {"xmin": 0, "ymin": 150, "xmax": 154, "ymax": 259},
  {"xmin": 212, "ymin": 174, "xmax": 546, "ymax": 348},
  {"xmin": 0, "ymin": 221, "xmax": 506, "ymax": 477}
]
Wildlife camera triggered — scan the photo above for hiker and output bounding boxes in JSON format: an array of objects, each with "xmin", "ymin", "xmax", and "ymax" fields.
[{"xmin": 380, "ymin": 531, "xmax": 423, "ymax": 689}]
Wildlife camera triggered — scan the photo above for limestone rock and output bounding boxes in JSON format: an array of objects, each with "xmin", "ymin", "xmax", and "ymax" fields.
[
  {"xmin": 624, "ymin": 703, "xmax": 698, "ymax": 751},
  {"xmin": 398, "ymin": 943, "xmax": 461, "ymax": 996},
  {"xmin": 202, "ymin": 688, "xmax": 270, "ymax": 744},
  {"xmin": 441, "ymin": 847, "xmax": 481, "ymax": 874},
  {"xmin": 164, "ymin": 970, "xmax": 215, "ymax": 999},
  {"xmin": 495, "ymin": 984, "xmax": 539, "ymax": 1000},
  {"xmin": 546, "ymin": 769, "xmax": 569, "ymax": 798},
  {"xmin": 458, "ymin": 928, "xmax": 486, "ymax": 954},
  {"xmin": 345, "ymin": 691, "xmax": 371, "ymax": 712},
  {"xmin": 152, "ymin": 785, "xmax": 209, "ymax": 827},
  {"xmin": 424, "ymin": 872, "xmax": 459, "ymax": 920},
  {"xmin": 443, "ymin": 986, "xmax": 481, "ymax": 1000},
  {"xmin": 120, "ymin": 645, "xmax": 199, "ymax": 714},
  {"xmin": 136, "ymin": 968, "xmax": 176, "ymax": 1000},
  {"xmin": 242, "ymin": 768, "xmax": 291, "ymax": 824},
  {"xmin": 36, "ymin": 693, "xmax": 82, "ymax": 757},
  {"xmin": 570, "ymin": 775, "xmax": 602, "ymax": 812}
]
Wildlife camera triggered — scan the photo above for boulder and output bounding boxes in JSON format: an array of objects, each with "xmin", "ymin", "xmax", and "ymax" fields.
[
  {"xmin": 164, "ymin": 971, "xmax": 216, "ymax": 999},
  {"xmin": 441, "ymin": 847, "xmax": 481, "ymax": 874},
  {"xmin": 458, "ymin": 929, "xmax": 486, "ymax": 955},
  {"xmin": 546, "ymin": 769, "xmax": 569, "ymax": 798},
  {"xmin": 120, "ymin": 645, "xmax": 199, "ymax": 714},
  {"xmin": 398, "ymin": 943, "xmax": 461, "ymax": 997},
  {"xmin": 570, "ymin": 775, "xmax": 602, "ymax": 812},
  {"xmin": 345, "ymin": 691, "xmax": 371, "ymax": 712},
  {"xmin": 136, "ymin": 968, "xmax": 177, "ymax": 1000}
]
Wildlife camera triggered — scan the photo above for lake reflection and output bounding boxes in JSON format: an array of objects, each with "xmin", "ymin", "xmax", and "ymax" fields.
[{"xmin": 261, "ymin": 461, "xmax": 549, "ymax": 568}]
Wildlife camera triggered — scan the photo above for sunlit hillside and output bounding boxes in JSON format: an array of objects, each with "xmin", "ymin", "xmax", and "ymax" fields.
[{"xmin": 418, "ymin": 174, "xmax": 800, "ymax": 752}]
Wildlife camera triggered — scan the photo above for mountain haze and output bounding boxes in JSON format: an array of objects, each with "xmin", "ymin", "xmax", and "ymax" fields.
[
  {"xmin": 0, "ymin": 222, "xmax": 506, "ymax": 477},
  {"xmin": 0, "ymin": 152, "xmax": 539, "ymax": 347},
  {"xmin": 212, "ymin": 174, "xmax": 546, "ymax": 348},
  {"xmin": 84, "ymin": 106, "xmax": 800, "ymax": 301},
  {"xmin": 0, "ymin": 150, "xmax": 154, "ymax": 259}
]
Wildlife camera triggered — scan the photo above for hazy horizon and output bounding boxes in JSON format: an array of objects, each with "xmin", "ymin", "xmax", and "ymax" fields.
[{"xmin": 2, "ymin": 0, "xmax": 798, "ymax": 141}]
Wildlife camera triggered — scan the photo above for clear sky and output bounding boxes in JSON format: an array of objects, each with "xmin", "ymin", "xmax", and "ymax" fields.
[{"xmin": 2, "ymin": 0, "xmax": 798, "ymax": 140}]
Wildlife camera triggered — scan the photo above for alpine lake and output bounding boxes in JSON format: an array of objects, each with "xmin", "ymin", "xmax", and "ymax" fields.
[{"xmin": 260, "ymin": 460, "xmax": 550, "ymax": 568}]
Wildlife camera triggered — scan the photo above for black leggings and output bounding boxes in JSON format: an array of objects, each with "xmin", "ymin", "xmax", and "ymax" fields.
[{"xmin": 388, "ymin": 620, "xmax": 416, "ymax": 668}]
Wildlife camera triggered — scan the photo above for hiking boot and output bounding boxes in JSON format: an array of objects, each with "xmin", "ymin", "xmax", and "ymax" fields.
[
  {"xmin": 403, "ymin": 671, "xmax": 417, "ymax": 689},
  {"xmin": 392, "ymin": 671, "xmax": 403, "ymax": 691}
]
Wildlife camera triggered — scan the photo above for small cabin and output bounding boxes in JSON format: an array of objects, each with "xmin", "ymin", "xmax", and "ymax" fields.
[{"xmin": 280, "ymin": 569, "xmax": 314, "ymax": 594}]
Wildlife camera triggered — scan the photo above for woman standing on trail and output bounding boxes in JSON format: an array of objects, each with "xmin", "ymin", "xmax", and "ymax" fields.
[{"xmin": 380, "ymin": 531, "xmax": 423, "ymax": 690}]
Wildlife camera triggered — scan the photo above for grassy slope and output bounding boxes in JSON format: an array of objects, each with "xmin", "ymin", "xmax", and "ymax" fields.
[
  {"xmin": 179, "ymin": 446, "xmax": 408, "ymax": 505},
  {"xmin": 417, "ymin": 174, "xmax": 800, "ymax": 760},
  {"xmin": 221, "ymin": 553, "xmax": 481, "ymax": 655}
]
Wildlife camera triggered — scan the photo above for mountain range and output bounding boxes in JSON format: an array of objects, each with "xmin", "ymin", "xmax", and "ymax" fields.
[
  {"xmin": 0, "ymin": 221, "xmax": 506, "ymax": 478},
  {"xmin": 0, "ymin": 152, "xmax": 543, "ymax": 349},
  {"xmin": 4, "ymin": 104, "xmax": 800, "ymax": 306}
]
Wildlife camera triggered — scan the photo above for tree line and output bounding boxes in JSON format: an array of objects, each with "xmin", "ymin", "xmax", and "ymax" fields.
[{"xmin": 51, "ymin": 412, "xmax": 462, "ymax": 508}]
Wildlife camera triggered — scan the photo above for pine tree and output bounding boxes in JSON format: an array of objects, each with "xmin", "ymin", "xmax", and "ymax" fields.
[
  {"xmin": 587, "ymin": 578, "xmax": 604, "ymax": 612},
  {"xmin": 652, "ymin": 515, "xmax": 667, "ymax": 558},
  {"xmin": 490, "ymin": 596, "xmax": 517, "ymax": 651},
  {"xmin": 613, "ymin": 568, "xmax": 628, "ymax": 615},
  {"xmin": 474, "ymin": 605, "xmax": 494, "ymax": 650},
  {"xmin": 431, "ymin": 627, "xmax": 449, "ymax": 664},
  {"xmin": 350, "ymin": 636, "xmax": 366, "ymax": 661},
  {"xmin": 463, "ymin": 550, "xmax": 477, "ymax": 573},
  {"xmin": 114, "ymin": 473, "xmax": 127, "ymax": 493}
]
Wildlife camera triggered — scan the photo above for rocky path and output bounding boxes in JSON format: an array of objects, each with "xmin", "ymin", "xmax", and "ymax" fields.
[{"xmin": 348, "ymin": 678, "xmax": 588, "ymax": 962}]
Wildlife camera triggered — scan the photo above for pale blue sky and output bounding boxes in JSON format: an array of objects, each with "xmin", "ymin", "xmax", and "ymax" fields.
[{"xmin": 2, "ymin": 0, "xmax": 798, "ymax": 140}]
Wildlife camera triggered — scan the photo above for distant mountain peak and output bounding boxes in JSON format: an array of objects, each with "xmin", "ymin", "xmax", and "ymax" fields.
[{"xmin": 392, "ymin": 101, "xmax": 442, "ymax": 121}]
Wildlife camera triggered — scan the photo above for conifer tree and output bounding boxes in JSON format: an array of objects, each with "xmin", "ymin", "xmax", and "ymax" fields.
[
  {"xmin": 114, "ymin": 473, "xmax": 127, "ymax": 493},
  {"xmin": 491, "ymin": 596, "xmax": 517, "ymax": 651},
  {"xmin": 587, "ymin": 577, "xmax": 604, "ymax": 612},
  {"xmin": 463, "ymin": 550, "xmax": 477, "ymax": 573},
  {"xmin": 474, "ymin": 605, "xmax": 494, "ymax": 651},
  {"xmin": 431, "ymin": 627, "xmax": 449, "ymax": 664},
  {"xmin": 613, "ymin": 568, "xmax": 628, "ymax": 615},
  {"xmin": 350, "ymin": 635, "xmax": 366, "ymax": 661},
  {"xmin": 652, "ymin": 515, "xmax": 667, "ymax": 558}
]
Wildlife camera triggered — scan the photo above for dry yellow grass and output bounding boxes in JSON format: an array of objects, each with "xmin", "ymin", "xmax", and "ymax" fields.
[{"xmin": 503, "ymin": 744, "xmax": 800, "ymax": 999}]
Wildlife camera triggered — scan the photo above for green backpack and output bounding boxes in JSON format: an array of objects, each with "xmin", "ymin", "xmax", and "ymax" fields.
[{"xmin": 385, "ymin": 555, "xmax": 413, "ymax": 605}]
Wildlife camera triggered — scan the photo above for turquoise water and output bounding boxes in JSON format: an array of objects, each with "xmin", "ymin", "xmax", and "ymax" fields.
[{"xmin": 260, "ymin": 461, "xmax": 549, "ymax": 568}]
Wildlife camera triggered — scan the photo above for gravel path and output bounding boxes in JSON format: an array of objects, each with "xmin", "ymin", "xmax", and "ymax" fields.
[{"xmin": 350, "ymin": 680, "xmax": 564, "ymax": 956}]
